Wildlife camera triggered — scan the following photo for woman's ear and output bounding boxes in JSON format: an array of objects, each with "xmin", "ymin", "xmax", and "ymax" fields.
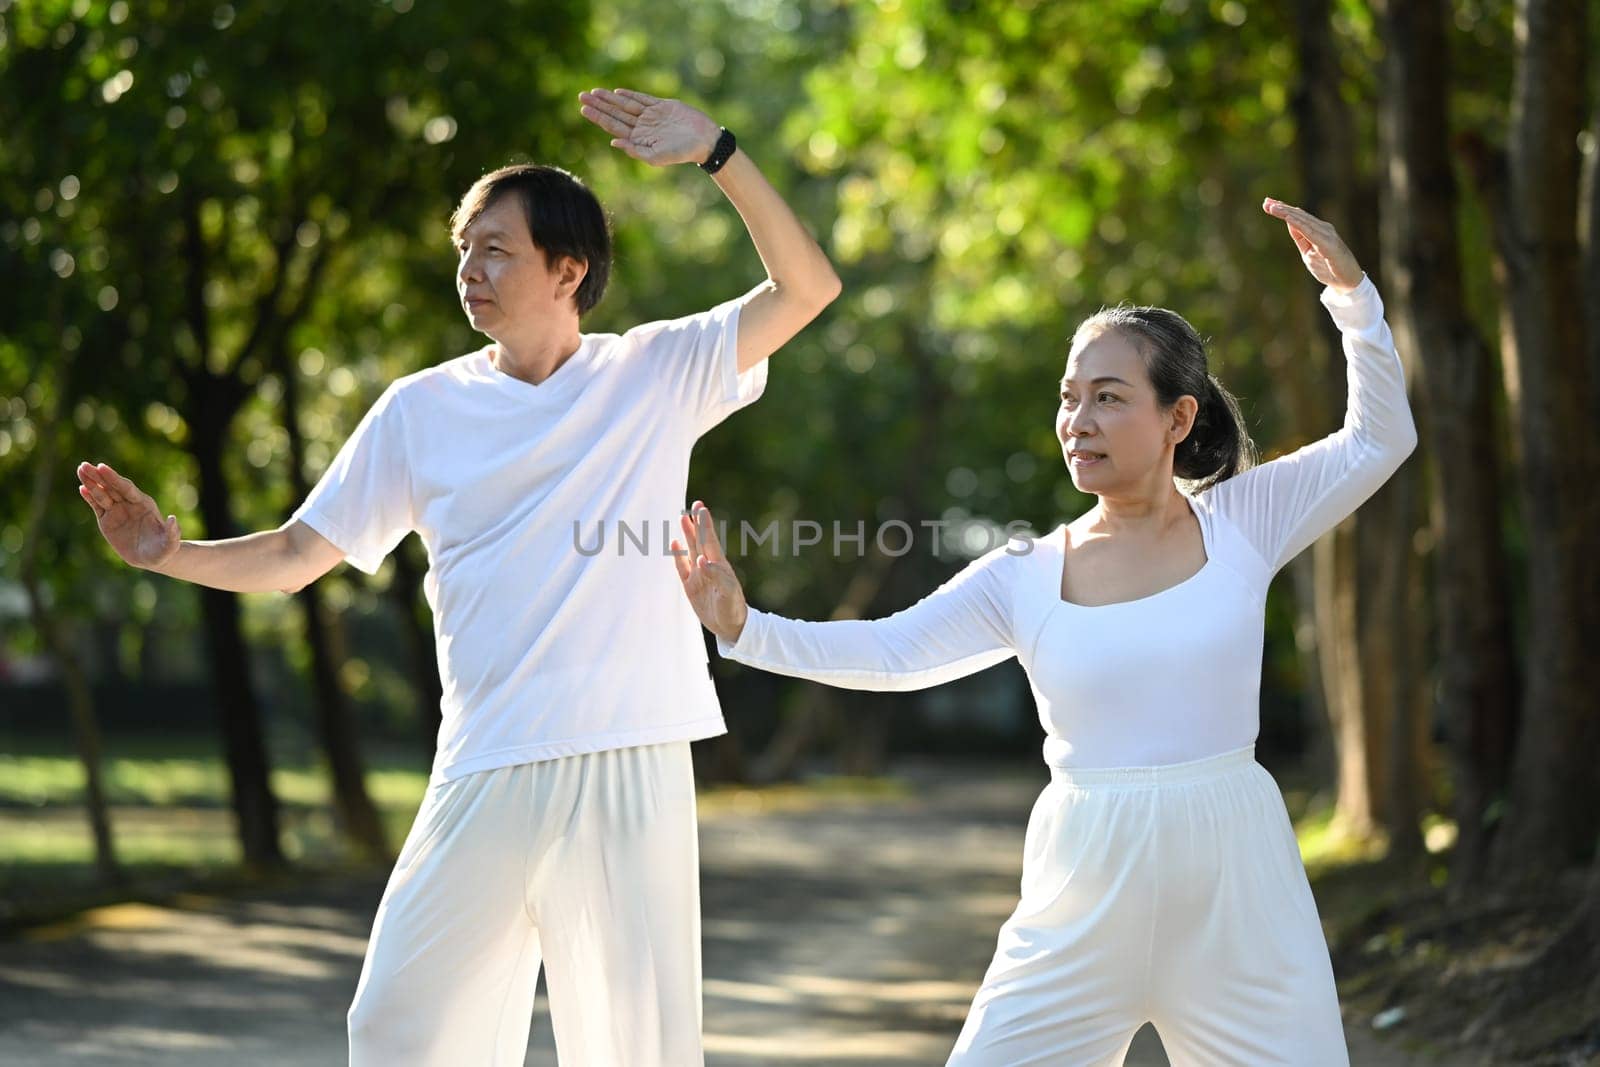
[{"xmin": 1169, "ymin": 395, "xmax": 1199, "ymax": 445}]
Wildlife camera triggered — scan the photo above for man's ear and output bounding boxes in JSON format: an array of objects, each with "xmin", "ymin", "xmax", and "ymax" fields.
[{"xmin": 555, "ymin": 255, "xmax": 589, "ymax": 302}]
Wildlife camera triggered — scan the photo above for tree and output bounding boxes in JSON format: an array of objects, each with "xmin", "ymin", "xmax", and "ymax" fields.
[
  {"xmin": 1465, "ymin": 0, "xmax": 1600, "ymax": 876},
  {"xmin": 1371, "ymin": 0, "xmax": 1517, "ymax": 878},
  {"xmin": 1, "ymin": 0, "xmax": 590, "ymax": 865}
]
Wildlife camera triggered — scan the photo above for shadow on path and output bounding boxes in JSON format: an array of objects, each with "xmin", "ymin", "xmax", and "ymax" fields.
[{"xmin": 0, "ymin": 761, "xmax": 1426, "ymax": 1065}]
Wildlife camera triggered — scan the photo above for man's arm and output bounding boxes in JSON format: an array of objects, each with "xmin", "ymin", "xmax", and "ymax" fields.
[
  {"xmin": 578, "ymin": 88, "xmax": 842, "ymax": 373},
  {"xmin": 77, "ymin": 461, "xmax": 344, "ymax": 594}
]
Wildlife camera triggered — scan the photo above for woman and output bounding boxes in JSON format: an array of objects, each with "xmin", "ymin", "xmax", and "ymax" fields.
[{"xmin": 673, "ymin": 198, "xmax": 1416, "ymax": 1065}]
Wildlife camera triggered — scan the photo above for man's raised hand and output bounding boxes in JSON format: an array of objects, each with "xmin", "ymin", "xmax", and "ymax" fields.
[
  {"xmin": 671, "ymin": 502, "xmax": 748, "ymax": 644},
  {"xmin": 1262, "ymin": 197, "xmax": 1364, "ymax": 293},
  {"xmin": 77, "ymin": 461, "xmax": 180, "ymax": 570},
  {"xmin": 578, "ymin": 88, "xmax": 720, "ymax": 168}
]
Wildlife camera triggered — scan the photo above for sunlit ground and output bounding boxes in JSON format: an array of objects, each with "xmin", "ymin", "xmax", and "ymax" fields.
[
  {"xmin": 0, "ymin": 743, "xmax": 1448, "ymax": 1065},
  {"xmin": 0, "ymin": 736, "xmax": 918, "ymax": 922}
]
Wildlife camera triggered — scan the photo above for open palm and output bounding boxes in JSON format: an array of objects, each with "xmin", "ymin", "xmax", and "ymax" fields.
[
  {"xmin": 1262, "ymin": 197, "xmax": 1364, "ymax": 291},
  {"xmin": 671, "ymin": 502, "xmax": 748, "ymax": 643},
  {"xmin": 77, "ymin": 461, "xmax": 180, "ymax": 569},
  {"xmin": 578, "ymin": 88, "xmax": 719, "ymax": 167}
]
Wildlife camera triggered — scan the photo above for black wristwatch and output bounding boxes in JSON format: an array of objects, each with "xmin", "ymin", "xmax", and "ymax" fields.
[{"xmin": 699, "ymin": 127, "xmax": 737, "ymax": 174}]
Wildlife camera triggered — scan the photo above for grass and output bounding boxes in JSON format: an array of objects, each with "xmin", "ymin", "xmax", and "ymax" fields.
[
  {"xmin": 0, "ymin": 735, "xmax": 917, "ymax": 928},
  {"xmin": 0, "ymin": 735, "xmax": 433, "ymax": 921}
]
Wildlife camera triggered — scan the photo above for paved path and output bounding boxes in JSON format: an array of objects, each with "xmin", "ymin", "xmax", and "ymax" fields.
[{"xmin": 0, "ymin": 762, "xmax": 1424, "ymax": 1065}]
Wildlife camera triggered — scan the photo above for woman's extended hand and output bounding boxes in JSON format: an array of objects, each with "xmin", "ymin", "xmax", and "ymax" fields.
[
  {"xmin": 671, "ymin": 501, "xmax": 748, "ymax": 644},
  {"xmin": 1262, "ymin": 197, "xmax": 1364, "ymax": 292},
  {"xmin": 578, "ymin": 88, "xmax": 720, "ymax": 168}
]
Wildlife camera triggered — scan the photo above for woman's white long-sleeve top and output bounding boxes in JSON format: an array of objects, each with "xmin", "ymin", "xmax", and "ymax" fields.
[{"xmin": 718, "ymin": 276, "xmax": 1418, "ymax": 768}]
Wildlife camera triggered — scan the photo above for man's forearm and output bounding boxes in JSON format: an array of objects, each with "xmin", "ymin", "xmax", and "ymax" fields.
[
  {"xmin": 149, "ymin": 527, "xmax": 310, "ymax": 594},
  {"xmin": 709, "ymin": 147, "xmax": 840, "ymax": 306}
]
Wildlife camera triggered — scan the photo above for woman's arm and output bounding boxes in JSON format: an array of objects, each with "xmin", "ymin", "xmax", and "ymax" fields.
[
  {"xmin": 673, "ymin": 504, "xmax": 1016, "ymax": 692},
  {"xmin": 1201, "ymin": 201, "xmax": 1420, "ymax": 573}
]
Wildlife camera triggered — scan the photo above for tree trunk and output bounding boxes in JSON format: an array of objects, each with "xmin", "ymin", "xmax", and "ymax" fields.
[
  {"xmin": 274, "ymin": 337, "xmax": 388, "ymax": 861},
  {"xmin": 174, "ymin": 188, "xmax": 283, "ymax": 871},
  {"xmin": 386, "ymin": 535, "xmax": 443, "ymax": 770},
  {"xmin": 187, "ymin": 425, "xmax": 285, "ymax": 871},
  {"xmin": 1292, "ymin": 0, "xmax": 1408, "ymax": 840},
  {"xmin": 1488, "ymin": 0, "xmax": 1600, "ymax": 875},
  {"xmin": 19, "ymin": 349, "xmax": 121, "ymax": 886},
  {"xmin": 1374, "ymin": 0, "xmax": 1519, "ymax": 881},
  {"xmin": 1585, "ymin": 95, "xmax": 1600, "ymax": 420}
]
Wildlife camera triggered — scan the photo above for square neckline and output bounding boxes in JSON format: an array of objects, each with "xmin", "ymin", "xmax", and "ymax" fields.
[{"xmin": 1053, "ymin": 492, "xmax": 1212, "ymax": 610}]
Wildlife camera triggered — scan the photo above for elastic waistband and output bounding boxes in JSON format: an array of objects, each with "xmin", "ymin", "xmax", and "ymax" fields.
[{"xmin": 1046, "ymin": 743, "xmax": 1257, "ymax": 788}]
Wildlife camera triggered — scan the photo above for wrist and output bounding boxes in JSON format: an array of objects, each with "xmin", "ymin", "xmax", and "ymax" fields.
[
  {"xmin": 698, "ymin": 122, "xmax": 721, "ymax": 160},
  {"xmin": 698, "ymin": 127, "xmax": 737, "ymax": 174},
  {"xmin": 1330, "ymin": 270, "xmax": 1366, "ymax": 295},
  {"xmin": 148, "ymin": 540, "xmax": 186, "ymax": 577},
  {"xmin": 724, "ymin": 604, "xmax": 749, "ymax": 645}
]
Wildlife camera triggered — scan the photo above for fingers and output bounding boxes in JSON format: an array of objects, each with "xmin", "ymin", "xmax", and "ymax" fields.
[
  {"xmin": 579, "ymin": 91, "xmax": 640, "ymax": 125},
  {"xmin": 97, "ymin": 463, "xmax": 143, "ymax": 501},
  {"xmin": 614, "ymin": 88, "xmax": 658, "ymax": 110},
  {"xmin": 1264, "ymin": 197, "xmax": 1336, "ymax": 240},
  {"xmin": 80, "ymin": 462, "xmax": 135, "ymax": 504},
  {"xmin": 692, "ymin": 502, "xmax": 727, "ymax": 564},
  {"xmin": 78, "ymin": 473, "xmax": 115, "ymax": 511},
  {"xmin": 678, "ymin": 512, "xmax": 700, "ymax": 556},
  {"xmin": 78, "ymin": 483, "xmax": 107, "ymax": 517},
  {"xmin": 610, "ymin": 138, "xmax": 649, "ymax": 161},
  {"xmin": 579, "ymin": 105, "xmax": 635, "ymax": 139},
  {"xmin": 670, "ymin": 538, "xmax": 693, "ymax": 582},
  {"xmin": 579, "ymin": 88, "xmax": 647, "ymax": 116}
]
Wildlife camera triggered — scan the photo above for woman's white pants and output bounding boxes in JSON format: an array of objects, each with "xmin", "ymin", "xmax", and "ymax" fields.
[
  {"xmin": 947, "ymin": 745, "xmax": 1349, "ymax": 1066},
  {"xmin": 346, "ymin": 741, "xmax": 703, "ymax": 1066}
]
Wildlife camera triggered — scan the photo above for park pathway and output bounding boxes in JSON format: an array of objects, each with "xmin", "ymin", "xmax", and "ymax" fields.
[{"xmin": 0, "ymin": 761, "xmax": 1429, "ymax": 1065}]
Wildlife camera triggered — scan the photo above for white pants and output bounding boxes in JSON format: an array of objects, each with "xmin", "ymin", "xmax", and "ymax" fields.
[
  {"xmin": 347, "ymin": 741, "xmax": 703, "ymax": 1067},
  {"xmin": 947, "ymin": 745, "xmax": 1349, "ymax": 1066}
]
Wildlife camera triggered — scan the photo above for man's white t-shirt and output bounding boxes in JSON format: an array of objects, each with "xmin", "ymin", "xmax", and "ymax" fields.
[{"xmin": 291, "ymin": 294, "xmax": 766, "ymax": 785}]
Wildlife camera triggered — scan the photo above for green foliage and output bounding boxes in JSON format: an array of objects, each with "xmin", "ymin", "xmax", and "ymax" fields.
[
  {"xmin": 1, "ymin": 0, "xmax": 1522, "ymax": 764},
  {"xmin": 0, "ymin": 0, "xmax": 588, "ymax": 704}
]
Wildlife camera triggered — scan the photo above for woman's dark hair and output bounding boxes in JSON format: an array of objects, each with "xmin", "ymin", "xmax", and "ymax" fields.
[
  {"xmin": 450, "ymin": 164, "xmax": 612, "ymax": 316},
  {"xmin": 1072, "ymin": 305, "xmax": 1258, "ymax": 492}
]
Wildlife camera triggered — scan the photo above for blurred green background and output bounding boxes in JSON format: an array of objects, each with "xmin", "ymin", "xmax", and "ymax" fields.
[{"xmin": 1, "ymin": 0, "xmax": 1596, "ymax": 1058}]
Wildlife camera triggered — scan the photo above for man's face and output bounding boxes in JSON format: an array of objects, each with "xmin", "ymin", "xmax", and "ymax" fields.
[{"xmin": 454, "ymin": 194, "xmax": 584, "ymax": 337}]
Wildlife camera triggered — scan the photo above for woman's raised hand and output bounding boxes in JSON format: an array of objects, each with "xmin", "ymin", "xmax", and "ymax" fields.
[
  {"xmin": 76, "ymin": 461, "xmax": 180, "ymax": 570},
  {"xmin": 671, "ymin": 502, "xmax": 749, "ymax": 644},
  {"xmin": 1262, "ymin": 197, "xmax": 1364, "ymax": 292},
  {"xmin": 578, "ymin": 88, "xmax": 720, "ymax": 168}
]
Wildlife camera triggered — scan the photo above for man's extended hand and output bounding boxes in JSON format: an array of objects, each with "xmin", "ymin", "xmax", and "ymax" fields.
[
  {"xmin": 578, "ymin": 88, "xmax": 720, "ymax": 168},
  {"xmin": 77, "ymin": 461, "xmax": 180, "ymax": 570}
]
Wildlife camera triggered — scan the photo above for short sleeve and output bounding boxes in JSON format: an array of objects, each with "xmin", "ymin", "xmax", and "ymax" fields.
[
  {"xmin": 625, "ymin": 284, "xmax": 770, "ymax": 438},
  {"xmin": 1200, "ymin": 274, "xmax": 1419, "ymax": 574},
  {"xmin": 290, "ymin": 383, "xmax": 415, "ymax": 575},
  {"xmin": 713, "ymin": 542, "xmax": 1020, "ymax": 692}
]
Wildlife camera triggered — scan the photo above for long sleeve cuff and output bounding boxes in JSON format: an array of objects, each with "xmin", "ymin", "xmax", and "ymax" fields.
[
  {"xmin": 714, "ymin": 607, "xmax": 767, "ymax": 661},
  {"xmin": 1318, "ymin": 272, "xmax": 1383, "ymax": 331}
]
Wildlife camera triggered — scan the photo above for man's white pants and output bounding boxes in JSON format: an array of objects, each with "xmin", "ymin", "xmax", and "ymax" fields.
[
  {"xmin": 347, "ymin": 741, "xmax": 703, "ymax": 1066},
  {"xmin": 947, "ymin": 745, "xmax": 1349, "ymax": 1066}
]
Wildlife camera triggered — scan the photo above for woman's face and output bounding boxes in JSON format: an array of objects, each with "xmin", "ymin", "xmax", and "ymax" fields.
[{"xmin": 1057, "ymin": 327, "xmax": 1190, "ymax": 492}]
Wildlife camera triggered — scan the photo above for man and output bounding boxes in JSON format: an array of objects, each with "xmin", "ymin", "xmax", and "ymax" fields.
[{"xmin": 76, "ymin": 87, "xmax": 840, "ymax": 1065}]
